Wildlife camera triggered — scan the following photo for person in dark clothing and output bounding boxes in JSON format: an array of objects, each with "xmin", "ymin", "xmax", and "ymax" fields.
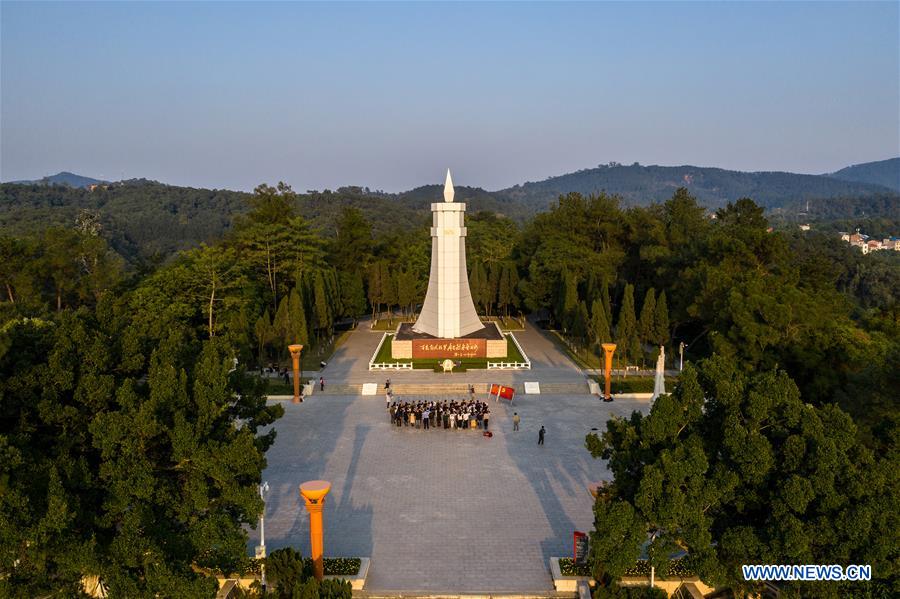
[
  {"xmin": 538, "ymin": 426, "xmax": 545, "ymax": 445},
  {"xmin": 319, "ymin": 377, "xmax": 325, "ymax": 391}
]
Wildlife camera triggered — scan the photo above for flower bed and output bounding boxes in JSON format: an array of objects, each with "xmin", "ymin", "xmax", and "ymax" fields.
[
  {"xmin": 317, "ymin": 557, "xmax": 361, "ymax": 576},
  {"xmin": 558, "ymin": 557, "xmax": 591, "ymax": 577}
]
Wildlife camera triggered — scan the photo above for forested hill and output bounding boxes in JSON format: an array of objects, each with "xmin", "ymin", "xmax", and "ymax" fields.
[
  {"xmin": 495, "ymin": 162, "xmax": 897, "ymax": 211},
  {"xmin": 4, "ymin": 161, "xmax": 899, "ymax": 263},
  {"xmin": 828, "ymin": 157, "xmax": 900, "ymax": 192},
  {"xmin": 0, "ymin": 181, "xmax": 249, "ymax": 261},
  {"xmin": 0, "ymin": 180, "xmax": 530, "ymax": 263}
]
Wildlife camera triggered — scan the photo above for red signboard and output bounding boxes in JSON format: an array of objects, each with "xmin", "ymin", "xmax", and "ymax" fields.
[
  {"xmin": 573, "ymin": 531, "xmax": 589, "ymax": 564},
  {"xmin": 412, "ymin": 338, "xmax": 486, "ymax": 358}
]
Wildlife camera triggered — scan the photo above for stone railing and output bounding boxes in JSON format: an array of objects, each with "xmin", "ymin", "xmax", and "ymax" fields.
[
  {"xmin": 369, "ymin": 362, "xmax": 413, "ymax": 371},
  {"xmin": 506, "ymin": 332, "xmax": 532, "ymax": 369},
  {"xmin": 487, "ymin": 361, "xmax": 530, "ymax": 370}
]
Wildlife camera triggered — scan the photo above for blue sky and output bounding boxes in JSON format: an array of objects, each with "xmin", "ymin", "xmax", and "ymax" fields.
[{"xmin": 2, "ymin": 1, "xmax": 898, "ymax": 192}]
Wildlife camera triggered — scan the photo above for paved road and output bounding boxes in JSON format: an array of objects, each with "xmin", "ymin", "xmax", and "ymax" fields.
[{"xmin": 249, "ymin": 392, "xmax": 651, "ymax": 593}]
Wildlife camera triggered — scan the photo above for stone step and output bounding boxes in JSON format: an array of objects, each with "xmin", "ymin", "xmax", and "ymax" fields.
[
  {"xmin": 357, "ymin": 592, "xmax": 571, "ymax": 599},
  {"xmin": 317, "ymin": 381, "xmax": 591, "ymax": 396},
  {"xmin": 537, "ymin": 382, "xmax": 590, "ymax": 394},
  {"xmin": 318, "ymin": 383, "xmax": 362, "ymax": 395}
]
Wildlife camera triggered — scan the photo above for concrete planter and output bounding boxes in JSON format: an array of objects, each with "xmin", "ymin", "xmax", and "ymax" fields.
[
  {"xmin": 550, "ymin": 557, "xmax": 594, "ymax": 592},
  {"xmin": 324, "ymin": 557, "xmax": 370, "ymax": 590},
  {"xmin": 613, "ymin": 392, "xmax": 655, "ymax": 401}
]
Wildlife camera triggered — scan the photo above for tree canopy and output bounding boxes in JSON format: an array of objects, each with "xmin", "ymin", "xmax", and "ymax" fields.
[{"xmin": 585, "ymin": 356, "xmax": 899, "ymax": 597}]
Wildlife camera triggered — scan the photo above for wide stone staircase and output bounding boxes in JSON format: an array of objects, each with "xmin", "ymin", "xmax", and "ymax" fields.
[{"xmin": 315, "ymin": 380, "xmax": 590, "ymax": 396}]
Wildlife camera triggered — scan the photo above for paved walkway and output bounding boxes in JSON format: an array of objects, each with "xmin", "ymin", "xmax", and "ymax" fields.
[{"xmin": 249, "ymin": 392, "xmax": 651, "ymax": 593}]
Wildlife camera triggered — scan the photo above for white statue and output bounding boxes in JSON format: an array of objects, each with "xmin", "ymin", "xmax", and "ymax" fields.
[{"xmin": 652, "ymin": 345, "xmax": 666, "ymax": 399}]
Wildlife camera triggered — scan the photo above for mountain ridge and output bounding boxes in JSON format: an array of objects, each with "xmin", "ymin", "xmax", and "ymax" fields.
[
  {"xmin": 492, "ymin": 160, "xmax": 898, "ymax": 211},
  {"xmin": 827, "ymin": 157, "xmax": 900, "ymax": 192},
  {"xmin": 6, "ymin": 157, "xmax": 899, "ymax": 200},
  {"xmin": 10, "ymin": 171, "xmax": 108, "ymax": 188}
]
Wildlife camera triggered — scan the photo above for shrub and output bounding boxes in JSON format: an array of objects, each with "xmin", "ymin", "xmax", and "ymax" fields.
[
  {"xmin": 318, "ymin": 578, "xmax": 353, "ymax": 599},
  {"xmin": 288, "ymin": 577, "xmax": 352, "ymax": 599},
  {"xmin": 266, "ymin": 548, "xmax": 311, "ymax": 599}
]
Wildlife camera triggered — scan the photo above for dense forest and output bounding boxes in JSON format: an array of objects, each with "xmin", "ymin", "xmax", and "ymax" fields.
[{"xmin": 2, "ymin": 182, "xmax": 898, "ymax": 596}]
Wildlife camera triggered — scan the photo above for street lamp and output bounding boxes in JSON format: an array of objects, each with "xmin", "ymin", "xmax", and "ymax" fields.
[
  {"xmin": 679, "ymin": 342, "xmax": 686, "ymax": 372},
  {"xmin": 257, "ymin": 481, "xmax": 270, "ymax": 593}
]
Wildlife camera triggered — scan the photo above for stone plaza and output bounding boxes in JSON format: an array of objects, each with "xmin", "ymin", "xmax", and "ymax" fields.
[{"xmin": 249, "ymin": 325, "xmax": 652, "ymax": 593}]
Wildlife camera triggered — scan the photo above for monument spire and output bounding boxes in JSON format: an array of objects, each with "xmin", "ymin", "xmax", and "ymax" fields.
[
  {"xmin": 412, "ymin": 169, "xmax": 484, "ymax": 338},
  {"xmin": 443, "ymin": 168, "xmax": 454, "ymax": 203}
]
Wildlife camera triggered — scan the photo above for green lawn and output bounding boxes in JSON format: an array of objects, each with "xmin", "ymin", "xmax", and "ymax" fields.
[
  {"xmin": 371, "ymin": 318, "xmax": 414, "ymax": 331},
  {"xmin": 262, "ymin": 379, "xmax": 305, "ymax": 395},
  {"xmin": 259, "ymin": 328, "xmax": 353, "ymax": 376},
  {"xmin": 546, "ymin": 330, "xmax": 659, "ymax": 371},
  {"xmin": 482, "ymin": 316, "xmax": 526, "ymax": 331},
  {"xmin": 297, "ymin": 329, "xmax": 353, "ymax": 371},
  {"xmin": 591, "ymin": 376, "xmax": 679, "ymax": 394},
  {"xmin": 372, "ymin": 333, "xmax": 527, "ymax": 369}
]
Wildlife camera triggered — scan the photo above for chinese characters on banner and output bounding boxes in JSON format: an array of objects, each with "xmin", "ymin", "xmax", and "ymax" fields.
[{"xmin": 412, "ymin": 338, "xmax": 487, "ymax": 358}]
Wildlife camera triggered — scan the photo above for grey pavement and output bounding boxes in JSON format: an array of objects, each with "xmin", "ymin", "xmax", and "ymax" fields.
[{"xmin": 249, "ymin": 392, "xmax": 651, "ymax": 593}]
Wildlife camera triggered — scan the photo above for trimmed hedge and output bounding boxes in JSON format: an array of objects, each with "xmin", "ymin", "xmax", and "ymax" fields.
[
  {"xmin": 623, "ymin": 557, "xmax": 696, "ymax": 578},
  {"xmin": 558, "ymin": 557, "xmax": 591, "ymax": 576},
  {"xmin": 318, "ymin": 557, "xmax": 361, "ymax": 576}
]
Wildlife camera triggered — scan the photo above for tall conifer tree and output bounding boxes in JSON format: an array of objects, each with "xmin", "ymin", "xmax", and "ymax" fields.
[
  {"xmin": 615, "ymin": 284, "xmax": 639, "ymax": 363},
  {"xmin": 638, "ymin": 288, "xmax": 657, "ymax": 346},
  {"xmin": 654, "ymin": 291, "xmax": 670, "ymax": 347},
  {"xmin": 590, "ymin": 299, "xmax": 611, "ymax": 351}
]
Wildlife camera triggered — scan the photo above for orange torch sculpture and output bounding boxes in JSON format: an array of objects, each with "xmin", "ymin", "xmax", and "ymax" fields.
[
  {"xmin": 601, "ymin": 343, "xmax": 616, "ymax": 402},
  {"xmin": 288, "ymin": 344, "xmax": 303, "ymax": 403},
  {"xmin": 299, "ymin": 480, "xmax": 332, "ymax": 581}
]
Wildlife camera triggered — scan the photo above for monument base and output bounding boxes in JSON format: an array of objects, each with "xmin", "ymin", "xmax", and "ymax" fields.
[{"xmin": 392, "ymin": 322, "xmax": 506, "ymax": 359}]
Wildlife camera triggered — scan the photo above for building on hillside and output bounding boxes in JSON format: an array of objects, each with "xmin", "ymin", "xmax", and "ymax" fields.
[
  {"xmin": 882, "ymin": 237, "xmax": 900, "ymax": 251},
  {"xmin": 840, "ymin": 231, "xmax": 900, "ymax": 253},
  {"xmin": 799, "ymin": 223, "xmax": 810, "ymax": 231}
]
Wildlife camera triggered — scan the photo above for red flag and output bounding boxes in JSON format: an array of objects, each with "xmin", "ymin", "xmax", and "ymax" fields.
[{"xmin": 499, "ymin": 385, "xmax": 514, "ymax": 400}]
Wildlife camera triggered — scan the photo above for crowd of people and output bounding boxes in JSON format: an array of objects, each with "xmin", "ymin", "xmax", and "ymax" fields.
[{"xmin": 389, "ymin": 399, "xmax": 491, "ymax": 431}]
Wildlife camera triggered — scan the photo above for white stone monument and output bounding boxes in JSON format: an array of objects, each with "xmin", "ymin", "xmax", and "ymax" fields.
[
  {"xmin": 652, "ymin": 345, "xmax": 666, "ymax": 399},
  {"xmin": 412, "ymin": 169, "xmax": 485, "ymax": 338}
]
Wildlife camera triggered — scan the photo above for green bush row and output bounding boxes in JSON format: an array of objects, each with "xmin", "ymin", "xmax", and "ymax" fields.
[
  {"xmin": 622, "ymin": 557, "xmax": 696, "ymax": 578},
  {"xmin": 558, "ymin": 557, "xmax": 591, "ymax": 577}
]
